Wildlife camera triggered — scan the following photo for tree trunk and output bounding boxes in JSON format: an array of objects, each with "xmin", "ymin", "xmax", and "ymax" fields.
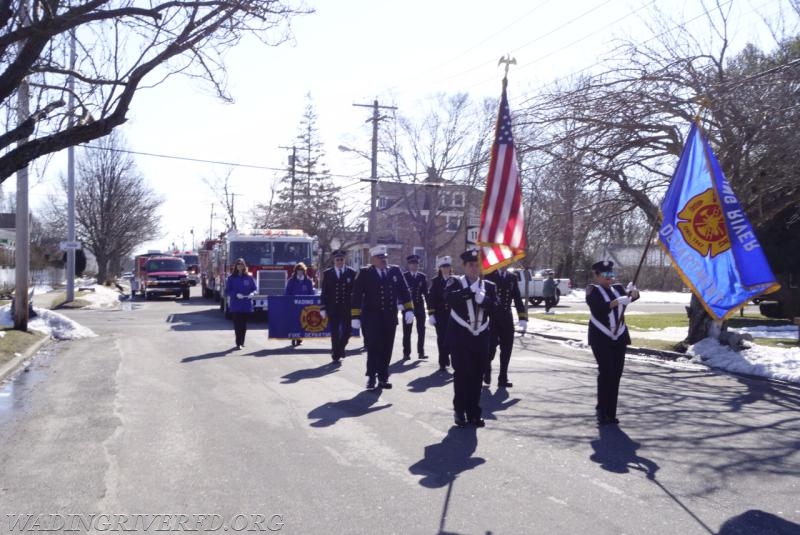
[{"xmin": 681, "ymin": 293, "xmax": 713, "ymax": 349}]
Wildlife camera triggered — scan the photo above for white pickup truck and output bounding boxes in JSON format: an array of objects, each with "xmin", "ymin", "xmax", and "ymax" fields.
[{"xmin": 511, "ymin": 268, "xmax": 572, "ymax": 307}]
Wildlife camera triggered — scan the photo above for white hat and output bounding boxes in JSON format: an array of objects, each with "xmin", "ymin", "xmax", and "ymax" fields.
[
  {"xmin": 370, "ymin": 245, "xmax": 388, "ymax": 257},
  {"xmin": 436, "ymin": 255, "xmax": 452, "ymax": 267}
]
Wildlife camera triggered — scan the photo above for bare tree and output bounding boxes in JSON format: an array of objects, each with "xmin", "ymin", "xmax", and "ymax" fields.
[
  {"xmin": 1, "ymin": 0, "xmax": 311, "ymax": 183},
  {"xmin": 41, "ymin": 131, "xmax": 162, "ymax": 282}
]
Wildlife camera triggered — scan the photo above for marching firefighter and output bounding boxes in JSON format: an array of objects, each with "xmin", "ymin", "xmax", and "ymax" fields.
[
  {"xmin": 427, "ymin": 256, "xmax": 454, "ymax": 372},
  {"xmin": 402, "ymin": 254, "xmax": 430, "ymax": 361},
  {"xmin": 320, "ymin": 250, "xmax": 357, "ymax": 362},
  {"xmin": 484, "ymin": 267, "xmax": 528, "ymax": 388}
]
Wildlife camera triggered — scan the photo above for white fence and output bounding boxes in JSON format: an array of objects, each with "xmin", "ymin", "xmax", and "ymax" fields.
[{"xmin": 0, "ymin": 267, "xmax": 65, "ymax": 290}]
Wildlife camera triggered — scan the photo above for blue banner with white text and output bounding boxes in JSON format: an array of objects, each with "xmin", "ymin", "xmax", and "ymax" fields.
[
  {"xmin": 658, "ymin": 123, "xmax": 780, "ymax": 320},
  {"xmin": 267, "ymin": 295, "xmax": 359, "ymax": 339}
]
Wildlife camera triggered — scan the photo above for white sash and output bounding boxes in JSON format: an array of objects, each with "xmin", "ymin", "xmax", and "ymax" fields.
[
  {"xmin": 449, "ymin": 276, "xmax": 490, "ymax": 336},
  {"xmin": 589, "ymin": 284, "xmax": 627, "ymax": 341}
]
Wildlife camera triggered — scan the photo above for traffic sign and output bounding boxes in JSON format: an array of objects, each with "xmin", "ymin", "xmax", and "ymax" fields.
[{"xmin": 59, "ymin": 241, "xmax": 82, "ymax": 251}]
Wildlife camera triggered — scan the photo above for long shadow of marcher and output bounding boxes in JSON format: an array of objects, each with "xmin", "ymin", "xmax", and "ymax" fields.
[
  {"xmin": 307, "ymin": 390, "xmax": 391, "ymax": 428},
  {"xmin": 389, "ymin": 359, "xmax": 422, "ymax": 375},
  {"xmin": 281, "ymin": 361, "xmax": 341, "ymax": 384},
  {"xmin": 718, "ymin": 509, "xmax": 800, "ymax": 534},
  {"xmin": 480, "ymin": 387, "xmax": 520, "ymax": 421},
  {"xmin": 409, "ymin": 427, "xmax": 485, "ymax": 489},
  {"xmin": 181, "ymin": 348, "xmax": 237, "ymax": 363},
  {"xmin": 590, "ymin": 425, "xmax": 659, "ymax": 479},
  {"xmin": 407, "ymin": 370, "xmax": 453, "ymax": 393}
]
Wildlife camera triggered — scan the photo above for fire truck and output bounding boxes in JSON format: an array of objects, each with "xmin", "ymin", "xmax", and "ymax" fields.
[
  {"xmin": 207, "ymin": 229, "xmax": 317, "ymax": 317},
  {"xmin": 133, "ymin": 252, "xmax": 191, "ymax": 300}
]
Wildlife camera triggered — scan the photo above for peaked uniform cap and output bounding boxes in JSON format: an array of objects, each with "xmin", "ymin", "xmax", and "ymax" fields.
[
  {"xmin": 436, "ymin": 256, "xmax": 452, "ymax": 267},
  {"xmin": 370, "ymin": 245, "xmax": 388, "ymax": 257},
  {"xmin": 332, "ymin": 249, "xmax": 347, "ymax": 258},
  {"xmin": 592, "ymin": 260, "xmax": 614, "ymax": 272},
  {"xmin": 460, "ymin": 249, "xmax": 479, "ymax": 263},
  {"xmin": 406, "ymin": 254, "xmax": 420, "ymax": 263}
]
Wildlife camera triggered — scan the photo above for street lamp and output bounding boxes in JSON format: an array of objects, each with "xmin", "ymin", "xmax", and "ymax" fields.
[{"xmin": 339, "ymin": 144, "xmax": 378, "ymax": 247}]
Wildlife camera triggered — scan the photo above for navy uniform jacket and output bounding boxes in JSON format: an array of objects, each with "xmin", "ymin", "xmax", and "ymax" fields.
[
  {"xmin": 484, "ymin": 270, "xmax": 527, "ymax": 322},
  {"xmin": 586, "ymin": 283, "xmax": 638, "ymax": 346},
  {"xmin": 427, "ymin": 274, "xmax": 450, "ymax": 320},
  {"xmin": 320, "ymin": 266, "xmax": 357, "ymax": 314},
  {"xmin": 403, "ymin": 271, "xmax": 429, "ymax": 311},
  {"xmin": 351, "ymin": 265, "xmax": 413, "ymax": 322},
  {"xmin": 445, "ymin": 276, "xmax": 499, "ymax": 350}
]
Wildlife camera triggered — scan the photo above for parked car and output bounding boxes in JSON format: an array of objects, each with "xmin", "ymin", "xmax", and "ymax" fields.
[{"xmin": 511, "ymin": 268, "xmax": 572, "ymax": 307}]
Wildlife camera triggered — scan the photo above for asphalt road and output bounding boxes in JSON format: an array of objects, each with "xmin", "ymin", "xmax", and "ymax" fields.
[{"xmin": 1, "ymin": 289, "xmax": 798, "ymax": 534}]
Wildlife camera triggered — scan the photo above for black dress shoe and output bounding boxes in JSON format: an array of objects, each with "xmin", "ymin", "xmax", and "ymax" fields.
[
  {"xmin": 498, "ymin": 381, "xmax": 513, "ymax": 388},
  {"xmin": 402, "ymin": 355, "xmax": 411, "ymax": 361},
  {"xmin": 378, "ymin": 381, "xmax": 392, "ymax": 389},
  {"xmin": 469, "ymin": 418, "xmax": 486, "ymax": 428},
  {"xmin": 366, "ymin": 377, "xmax": 377, "ymax": 390},
  {"xmin": 418, "ymin": 354, "xmax": 429, "ymax": 360},
  {"xmin": 439, "ymin": 366, "xmax": 448, "ymax": 373},
  {"xmin": 454, "ymin": 413, "xmax": 467, "ymax": 428},
  {"xmin": 483, "ymin": 372, "xmax": 491, "ymax": 385}
]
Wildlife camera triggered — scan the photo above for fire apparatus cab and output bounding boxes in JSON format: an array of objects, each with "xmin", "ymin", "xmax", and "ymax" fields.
[{"xmin": 218, "ymin": 229, "xmax": 317, "ymax": 317}]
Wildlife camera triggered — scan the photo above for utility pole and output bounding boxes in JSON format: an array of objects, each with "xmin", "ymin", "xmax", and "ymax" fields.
[
  {"xmin": 279, "ymin": 145, "xmax": 297, "ymax": 211},
  {"xmin": 13, "ymin": 0, "xmax": 30, "ymax": 330},
  {"xmin": 353, "ymin": 99, "xmax": 396, "ymax": 246},
  {"xmin": 66, "ymin": 28, "xmax": 77, "ymax": 303}
]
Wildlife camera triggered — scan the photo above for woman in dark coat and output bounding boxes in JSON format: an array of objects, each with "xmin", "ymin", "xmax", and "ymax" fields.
[
  {"xmin": 224, "ymin": 258, "xmax": 257, "ymax": 350},
  {"xmin": 285, "ymin": 262, "xmax": 314, "ymax": 346}
]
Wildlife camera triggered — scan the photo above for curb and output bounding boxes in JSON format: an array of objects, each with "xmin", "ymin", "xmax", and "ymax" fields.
[
  {"xmin": 0, "ymin": 333, "xmax": 52, "ymax": 383},
  {"xmin": 526, "ymin": 331, "xmax": 685, "ymax": 361}
]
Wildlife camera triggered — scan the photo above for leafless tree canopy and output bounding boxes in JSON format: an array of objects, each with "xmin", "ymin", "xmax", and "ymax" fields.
[
  {"xmin": 41, "ymin": 131, "xmax": 162, "ymax": 281},
  {"xmin": 0, "ymin": 0, "xmax": 311, "ymax": 183}
]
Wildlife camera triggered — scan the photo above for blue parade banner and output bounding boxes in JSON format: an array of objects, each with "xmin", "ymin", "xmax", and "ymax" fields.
[
  {"xmin": 267, "ymin": 295, "xmax": 359, "ymax": 339},
  {"xmin": 658, "ymin": 122, "xmax": 780, "ymax": 320}
]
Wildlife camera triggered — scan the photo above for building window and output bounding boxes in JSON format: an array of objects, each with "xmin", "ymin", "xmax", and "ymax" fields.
[
  {"xmin": 446, "ymin": 215, "xmax": 461, "ymax": 232},
  {"xmin": 413, "ymin": 246, "xmax": 425, "ymax": 270},
  {"xmin": 453, "ymin": 193, "xmax": 464, "ymax": 207},
  {"xmin": 378, "ymin": 196, "xmax": 388, "ymax": 209}
]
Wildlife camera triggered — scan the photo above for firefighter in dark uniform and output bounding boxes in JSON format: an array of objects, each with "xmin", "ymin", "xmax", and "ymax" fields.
[
  {"xmin": 586, "ymin": 260, "xmax": 640, "ymax": 426},
  {"xmin": 427, "ymin": 256, "xmax": 453, "ymax": 372},
  {"xmin": 402, "ymin": 254, "xmax": 429, "ymax": 360},
  {"xmin": 446, "ymin": 249, "xmax": 499, "ymax": 428},
  {"xmin": 484, "ymin": 267, "xmax": 528, "ymax": 388},
  {"xmin": 351, "ymin": 245, "xmax": 414, "ymax": 390},
  {"xmin": 320, "ymin": 249, "xmax": 356, "ymax": 362}
]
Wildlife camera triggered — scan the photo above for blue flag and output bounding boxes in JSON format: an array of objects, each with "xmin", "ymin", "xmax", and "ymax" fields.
[{"xmin": 658, "ymin": 123, "xmax": 780, "ymax": 320}]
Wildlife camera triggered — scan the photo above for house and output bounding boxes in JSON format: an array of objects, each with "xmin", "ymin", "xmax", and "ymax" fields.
[
  {"xmin": 0, "ymin": 213, "xmax": 15, "ymax": 267},
  {"xmin": 595, "ymin": 242, "xmax": 683, "ymax": 291},
  {"xmin": 353, "ymin": 169, "xmax": 484, "ymax": 273}
]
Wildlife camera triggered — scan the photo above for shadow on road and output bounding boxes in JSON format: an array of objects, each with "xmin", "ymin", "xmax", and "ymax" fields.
[
  {"xmin": 389, "ymin": 359, "xmax": 423, "ymax": 375},
  {"xmin": 717, "ymin": 509, "xmax": 800, "ymax": 534},
  {"xmin": 281, "ymin": 361, "xmax": 342, "ymax": 384},
  {"xmin": 408, "ymin": 426, "xmax": 485, "ymax": 489},
  {"xmin": 481, "ymin": 387, "xmax": 520, "ymax": 421},
  {"xmin": 406, "ymin": 369, "xmax": 452, "ymax": 393},
  {"xmin": 180, "ymin": 348, "xmax": 237, "ymax": 363},
  {"xmin": 590, "ymin": 424, "xmax": 659, "ymax": 478},
  {"xmin": 307, "ymin": 390, "xmax": 391, "ymax": 427}
]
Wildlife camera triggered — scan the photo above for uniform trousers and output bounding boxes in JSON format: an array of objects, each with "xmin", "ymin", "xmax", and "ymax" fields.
[
  {"xmin": 402, "ymin": 305, "xmax": 427, "ymax": 357},
  {"xmin": 434, "ymin": 312, "xmax": 450, "ymax": 368},
  {"xmin": 451, "ymin": 338, "xmax": 489, "ymax": 420},
  {"xmin": 363, "ymin": 310, "xmax": 398, "ymax": 382},
  {"xmin": 590, "ymin": 338, "xmax": 627, "ymax": 420},
  {"xmin": 327, "ymin": 305, "xmax": 350, "ymax": 360},
  {"xmin": 488, "ymin": 311, "xmax": 515, "ymax": 382},
  {"xmin": 231, "ymin": 312, "xmax": 250, "ymax": 347}
]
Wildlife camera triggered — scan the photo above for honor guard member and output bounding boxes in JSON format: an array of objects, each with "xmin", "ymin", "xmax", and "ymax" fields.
[
  {"xmin": 427, "ymin": 256, "xmax": 453, "ymax": 372},
  {"xmin": 586, "ymin": 260, "xmax": 640, "ymax": 426},
  {"xmin": 320, "ymin": 250, "xmax": 357, "ymax": 362},
  {"xmin": 402, "ymin": 254, "xmax": 430, "ymax": 360},
  {"xmin": 351, "ymin": 245, "xmax": 414, "ymax": 390},
  {"xmin": 446, "ymin": 249, "xmax": 499, "ymax": 428},
  {"xmin": 484, "ymin": 267, "xmax": 528, "ymax": 388}
]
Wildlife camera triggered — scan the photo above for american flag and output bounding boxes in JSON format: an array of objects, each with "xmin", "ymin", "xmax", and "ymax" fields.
[{"xmin": 477, "ymin": 79, "xmax": 526, "ymax": 274}]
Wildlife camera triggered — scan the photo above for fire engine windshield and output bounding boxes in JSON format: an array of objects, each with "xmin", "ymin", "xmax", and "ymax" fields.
[
  {"xmin": 145, "ymin": 258, "xmax": 186, "ymax": 272},
  {"xmin": 178, "ymin": 254, "xmax": 199, "ymax": 266},
  {"xmin": 230, "ymin": 241, "xmax": 311, "ymax": 267}
]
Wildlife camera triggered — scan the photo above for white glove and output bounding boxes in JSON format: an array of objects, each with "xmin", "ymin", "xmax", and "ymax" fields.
[
  {"xmin": 626, "ymin": 282, "xmax": 637, "ymax": 292},
  {"xmin": 517, "ymin": 320, "xmax": 527, "ymax": 331},
  {"xmin": 351, "ymin": 319, "xmax": 361, "ymax": 330},
  {"xmin": 397, "ymin": 304, "xmax": 404, "ymax": 311},
  {"xmin": 236, "ymin": 293, "xmax": 244, "ymax": 299},
  {"xmin": 320, "ymin": 310, "xmax": 327, "ymax": 319},
  {"xmin": 428, "ymin": 315, "xmax": 436, "ymax": 326},
  {"xmin": 614, "ymin": 296, "xmax": 632, "ymax": 307},
  {"xmin": 470, "ymin": 279, "xmax": 481, "ymax": 293},
  {"xmin": 404, "ymin": 310, "xmax": 414, "ymax": 324}
]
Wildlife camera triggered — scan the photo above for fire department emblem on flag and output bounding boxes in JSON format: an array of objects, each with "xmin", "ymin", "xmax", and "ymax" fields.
[
  {"xmin": 676, "ymin": 188, "xmax": 731, "ymax": 258},
  {"xmin": 300, "ymin": 306, "xmax": 327, "ymax": 333}
]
